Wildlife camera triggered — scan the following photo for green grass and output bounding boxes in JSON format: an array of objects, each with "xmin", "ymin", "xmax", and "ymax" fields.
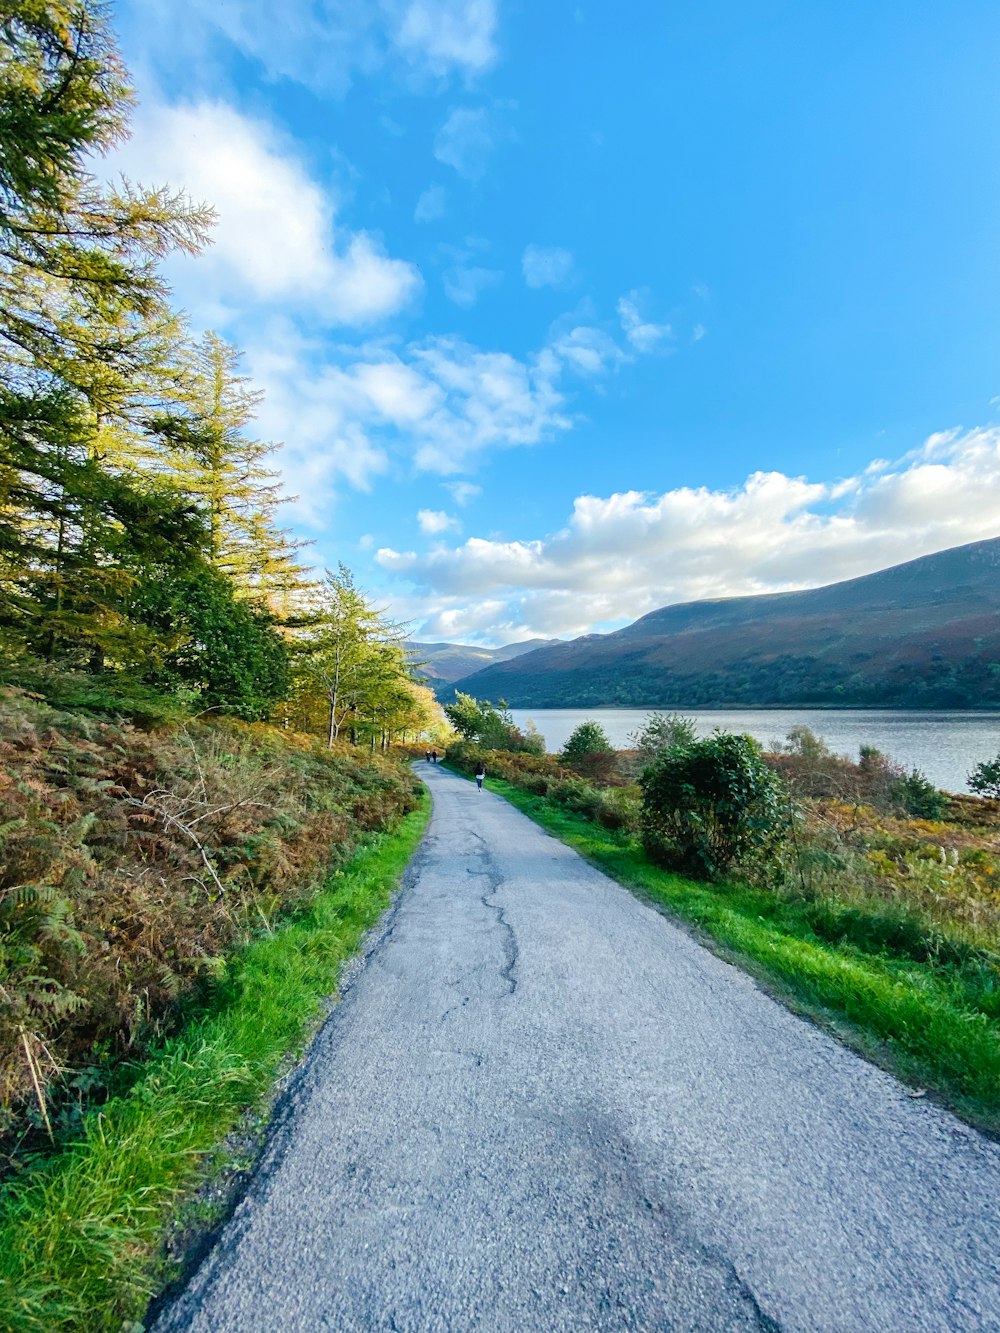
[
  {"xmin": 0, "ymin": 791, "xmax": 430, "ymax": 1333},
  {"xmin": 474, "ymin": 772, "xmax": 1000, "ymax": 1135}
]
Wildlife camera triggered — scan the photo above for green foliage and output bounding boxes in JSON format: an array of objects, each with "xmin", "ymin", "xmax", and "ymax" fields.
[
  {"xmin": 890, "ymin": 768, "xmax": 948, "ymax": 820},
  {"xmin": 627, "ymin": 712, "xmax": 697, "ymax": 765},
  {"xmin": 444, "ymin": 741, "xmax": 640, "ymax": 833},
  {"xmin": 170, "ymin": 332, "xmax": 310, "ymax": 607},
  {"xmin": 133, "ymin": 564, "xmax": 289, "ymax": 721},
  {"xmin": 443, "ymin": 692, "xmax": 542, "ymax": 752},
  {"xmin": 289, "ymin": 565, "xmax": 434, "ymax": 748},
  {"xmin": 640, "ymin": 732, "xmax": 788, "ymax": 879},
  {"xmin": 559, "ymin": 720, "xmax": 616, "ymax": 782},
  {"xmin": 969, "ymin": 753, "xmax": 1000, "ymax": 799}
]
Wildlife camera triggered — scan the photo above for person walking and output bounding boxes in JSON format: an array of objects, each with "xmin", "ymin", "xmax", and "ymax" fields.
[{"xmin": 475, "ymin": 762, "xmax": 486, "ymax": 792}]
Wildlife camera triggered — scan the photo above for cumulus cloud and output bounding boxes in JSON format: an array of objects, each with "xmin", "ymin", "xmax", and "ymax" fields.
[
  {"xmin": 522, "ymin": 244, "xmax": 574, "ymax": 289},
  {"xmin": 415, "ymin": 184, "xmax": 447, "ymax": 221},
  {"xmin": 617, "ymin": 290, "xmax": 672, "ymax": 351},
  {"xmin": 131, "ymin": 0, "xmax": 497, "ymax": 95},
  {"xmin": 434, "ymin": 106, "xmax": 496, "ymax": 180},
  {"xmin": 118, "ymin": 99, "xmax": 420, "ymax": 325},
  {"xmin": 417, "ymin": 508, "xmax": 461, "ymax": 534},
  {"xmin": 375, "ymin": 427, "xmax": 1000, "ymax": 639}
]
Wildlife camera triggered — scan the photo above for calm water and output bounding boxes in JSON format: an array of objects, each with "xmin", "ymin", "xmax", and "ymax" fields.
[{"xmin": 507, "ymin": 708, "xmax": 1000, "ymax": 794}]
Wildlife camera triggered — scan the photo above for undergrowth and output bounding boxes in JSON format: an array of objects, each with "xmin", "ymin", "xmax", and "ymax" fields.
[
  {"xmin": 465, "ymin": 771, "xmax": 1000, "ymax": 1135},
  {"xmin": 0, "ymin": 689, "xmax": 420, "ymax": 1163},
  {"xmin": 0, "ymin": 792, "xmax": 430, "ymax": 1333}
]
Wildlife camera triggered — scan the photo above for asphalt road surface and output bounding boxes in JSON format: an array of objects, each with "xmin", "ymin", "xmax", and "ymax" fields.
[{"xmin": 154, "ymin": 762, "xmax": 1000, "ymax": 1332}]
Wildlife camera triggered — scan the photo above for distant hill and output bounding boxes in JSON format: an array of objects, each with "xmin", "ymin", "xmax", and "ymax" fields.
[
  {"xmin": 446, "ymin": 537, "xmax": 1000, "ymax": 709},
  {"xmin": 407, "ymin": 638, "xmax": 560, "ymax": 688}
]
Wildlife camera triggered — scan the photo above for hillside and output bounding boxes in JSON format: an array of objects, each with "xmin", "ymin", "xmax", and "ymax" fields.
[
  {"xmin": 446, "ymin": 537, "xmax": 1000, "ymax": 709},
  {"xmin": 408, "ymin": 637, "xmax": 560, "ymax": 686}
]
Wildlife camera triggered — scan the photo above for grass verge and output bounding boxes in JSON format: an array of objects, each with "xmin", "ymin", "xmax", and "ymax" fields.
[
  {"xmin": 471, "ymin": 771, "xmax": 1000, "ymax": 1136},
  {"xmin": 0, "ymin": 790, "xmax": 430, "ymax": 1333}
]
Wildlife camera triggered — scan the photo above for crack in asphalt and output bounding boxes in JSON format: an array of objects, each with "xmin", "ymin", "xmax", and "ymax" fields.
[{"xmin": 466, "ymin": 830, "xmax": 519, "ymax": 998}]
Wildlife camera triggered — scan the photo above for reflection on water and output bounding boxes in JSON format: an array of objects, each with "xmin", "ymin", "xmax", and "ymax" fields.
[{"xmin": 507, "ymin": 707, "xmax": 1000, "ymax": 794}]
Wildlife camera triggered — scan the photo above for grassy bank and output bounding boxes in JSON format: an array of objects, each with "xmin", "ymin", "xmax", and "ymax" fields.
[
  {"xmin": 469, "ymin": 771, "xmax": 1000, "ymax": 1134},
  {"xmin": 0, "ymin": 792, "xmax": 429, "ymax": 1333}
]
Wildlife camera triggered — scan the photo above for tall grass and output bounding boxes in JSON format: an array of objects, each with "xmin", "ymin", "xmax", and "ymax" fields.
[
  {"xmin": 0, "ymin": 792, "xmax": 429, "ymax": 1333},
  {"xmin": 475, "ymin": 774, "xmax": 1000, "ymax": 1134}
]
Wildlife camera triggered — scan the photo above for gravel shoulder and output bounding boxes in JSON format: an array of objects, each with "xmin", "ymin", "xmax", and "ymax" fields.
[{"xmin": 152, "ymin": 763, "xmax": 1000, "ymax": 1333}]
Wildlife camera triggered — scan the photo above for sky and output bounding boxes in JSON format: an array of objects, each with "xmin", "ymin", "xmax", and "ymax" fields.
[{"xmin": 112, "ymin": 0, "xmax": 1000, "ymax": 645}]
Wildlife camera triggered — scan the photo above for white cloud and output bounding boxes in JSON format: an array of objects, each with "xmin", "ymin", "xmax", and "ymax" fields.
[
  {"xmin": 444, "ymin": 480, "xmax": 482, "ymax": 505},
  {"xmin": 394, "ymin": 0, "xmax": 498, "ymax": 74},
  {"xmin": 118, "ymin": 99, "xmax": 420, "ymax": 325},
  {"xmin": 434, "ymin": 106, "xmax": 496, "ymax": 180},
  {"xmin": 130, "ymin": 0, "xmax": 497, "ymax": 95},
  {"xmin": 415, "ymin": 184, "xmax": 447, "ymax": 222},
  {"xmin": 417, "ymin": 508, "xmax": 461, "ymax": 533},
  {"xmin": 617, "ymin": 290, "xmax": 672, "ymax": 351},
  {"xmin": 522, "ymin": 244, "xmax": 574, "ymax": 289},
  {"xmin": 440, "ymin": 240, "xmax": 503, "ymax": 306},
  {"xmin": 375, "ymin": 427, "xmax": 1000, "ymax": 639},
  {"xmin": 552, "ymin": 325, "xmax": 627, "ymax": 377}
]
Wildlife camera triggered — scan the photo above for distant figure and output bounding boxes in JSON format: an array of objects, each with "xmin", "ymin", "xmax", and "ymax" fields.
[
  {"xmin": 431, "ymin": 749, "xmax": 438, "ymax": 764},
  {"xmin": 425, "ymin": 750, "xmax": 432, "ymax": 763},
  {"xmin": 475, "ymin": 762, "xmax": 486, "ymax": 792}
]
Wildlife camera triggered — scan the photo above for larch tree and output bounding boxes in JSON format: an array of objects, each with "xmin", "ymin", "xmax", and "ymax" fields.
[
  {"xmin": 0, "ymin": 1, "xmax": 213, "ymax": 668},
  {"xmin": 171, "ymin": 330, "xmax": 309, "ymax": 610}
]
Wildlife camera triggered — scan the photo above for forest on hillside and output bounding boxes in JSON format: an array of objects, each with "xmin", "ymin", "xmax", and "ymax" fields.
[{"xmin": 0, "ymin": 2, "xmax": 437, "ymax": 747}]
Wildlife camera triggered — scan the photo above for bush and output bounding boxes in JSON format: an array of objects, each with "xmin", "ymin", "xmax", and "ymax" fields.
[
  {"xmin": 628, "ymin": 712, "xmax": 697, "ymax": 766},
  {"xmin": 969, "ymin": 754, "xmax": 1000, "ymax": 799},
  {"xmin": 640, "ymin": 732, "xmax": 788, "ymax": 879},
  {"xmin": 891, "ymin": 768, "xmax": 948, "ymax": 819},
  {"xmin": 560, "ymin": 720, "xmax": 617, "ymax": 781}
]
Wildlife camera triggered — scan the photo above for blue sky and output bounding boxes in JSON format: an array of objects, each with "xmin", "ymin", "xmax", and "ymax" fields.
[{"xmin": 113, "ymin": 0, "xmax": 1000, "ymax": 643}]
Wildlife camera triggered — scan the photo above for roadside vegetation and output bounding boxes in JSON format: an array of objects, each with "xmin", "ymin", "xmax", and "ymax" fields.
[
  {"xmin": 0, "ymin": 11, "xmax": 442, "ymax": 1328},
  {"xmin": 0, "ymin": 792, "xmax": 429, "ymax": 1333},
  {"xmin": 445, "ymin": 701, "xmax": 1000, "ymax": 1132}
]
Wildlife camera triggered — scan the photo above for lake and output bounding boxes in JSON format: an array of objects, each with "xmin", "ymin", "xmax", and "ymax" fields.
[{"xmin": 506, "ymin": 707, "xmax": 1000, "ymax": 794}]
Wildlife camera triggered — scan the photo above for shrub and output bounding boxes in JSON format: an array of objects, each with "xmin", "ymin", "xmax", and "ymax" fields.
[
  {"xmin": 595, "ymin": 785, "xmax": 642, "ymax": 832},
  {"xmin": 628, "ymin": 712, "xmax": 697, "ymax": 766},
  {"xmin": 560, "ymin": 720, "xmax": 617, "ymax": 781},
  {"xmin": 891, "ymin": 768, "xmax": 948, "ymax": 819},
  {"xmin": 640, "ymin": 732, "xmax": 788, "ymax": 879},
  {"xmin": 969, "ymin": 754, "xmax": 1000, "ymax": 799}
]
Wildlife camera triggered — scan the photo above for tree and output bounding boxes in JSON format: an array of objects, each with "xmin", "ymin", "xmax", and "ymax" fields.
[
  {"xmin": 171, "ymin": 331, "xmax": 309, "ymax": 608},
  {"xmin": 442, "ymin": 692, "xmax": 543, "ymax": 752},
  {"xmin": 560, "ymin": 720, "xmax": 616, "ymax": 780},
  {"xmin": 627, "ymin": 713, "xmax": 696, "ymax": 765},
  {"xmin": 640, "ymin": 732, "xmax": 787, "ymax": 879},
  {"xmin": 0, "ymin": 2, "xmax": 213, "ymax": 671},
  {"xmin": 293, "ymin": 566, "xmax": 403, "ymax": 747},
  {"xmin": 968, "ymin": 754, "xmax": 1000, "ymax": 800},
  {"xmin": 133, "ymin": 563, "xmax": 289, "ymax": 720}
]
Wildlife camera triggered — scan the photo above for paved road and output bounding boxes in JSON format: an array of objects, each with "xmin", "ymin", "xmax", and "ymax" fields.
[{"xmin": 154, "ymin": 763, "xmax": 1000, "ymax": 1332}]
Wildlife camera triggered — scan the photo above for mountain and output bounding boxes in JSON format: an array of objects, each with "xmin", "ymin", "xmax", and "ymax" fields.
[
  {"xmin": 407, "ymin": 638, "xmax": 560, "ymax": 687},
  {"xmin": 446, "ymin": 537, "xmax": 1000, "ymax": 709}
]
